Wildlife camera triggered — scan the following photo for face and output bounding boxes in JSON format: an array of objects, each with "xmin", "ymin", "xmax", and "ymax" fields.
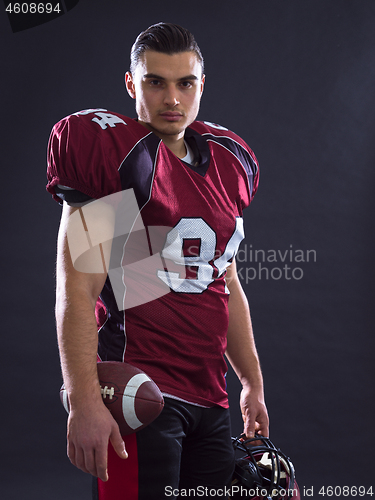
[{"xmin": 126, "ymin": 50, "xmax": 205, "ymax": 144}]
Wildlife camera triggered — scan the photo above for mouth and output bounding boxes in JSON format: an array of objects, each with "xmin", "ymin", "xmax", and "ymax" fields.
[{"xmin": 159, "ymin": 111, "xmax": 184, "ymax": 122}]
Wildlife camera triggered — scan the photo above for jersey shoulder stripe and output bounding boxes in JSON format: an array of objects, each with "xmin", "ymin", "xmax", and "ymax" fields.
[{"xmin": 189, "ymin": 121, "xmax": 259, "ymax": 200}]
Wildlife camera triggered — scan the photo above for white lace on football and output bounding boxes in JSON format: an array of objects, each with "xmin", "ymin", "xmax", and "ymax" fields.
[{"xmin": 100, "ymin": 385, "xmax": 115, "ymax": 400}]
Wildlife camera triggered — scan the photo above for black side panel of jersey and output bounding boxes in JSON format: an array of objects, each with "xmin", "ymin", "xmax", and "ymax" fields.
[
  {"xmin": 119, "ymin": 133, "xmax": 162, "ymax": 209},
  {"xmin": 97, "ymin": 133, "xmax": 162, "ymax": 363},
  {"xmin": 97, "ymin": 276, "xmax": 126, "ymax": 362}
]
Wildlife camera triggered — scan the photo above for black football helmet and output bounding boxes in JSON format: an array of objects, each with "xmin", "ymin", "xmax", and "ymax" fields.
[{"xmin": 230, "ymin": 434, "xmax": 300, "ymax": 500}]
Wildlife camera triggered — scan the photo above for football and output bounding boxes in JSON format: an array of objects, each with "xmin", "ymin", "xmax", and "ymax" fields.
[{"xmin": 60, "ymin": 361, "xmax": 164, "ymax": 435}]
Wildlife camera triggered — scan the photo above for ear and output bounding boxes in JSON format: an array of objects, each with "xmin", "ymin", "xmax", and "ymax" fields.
[
  {"xmin": 125, "ymin": 72, "xmax": 136, "ymax": 99},
  {"xmin": 200, "ymin": 74, "xmax": 205, "ymax": 96}
]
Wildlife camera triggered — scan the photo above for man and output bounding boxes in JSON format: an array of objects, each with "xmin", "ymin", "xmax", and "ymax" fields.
[{"xmin": 47, "ymin": 22, "xmax": 268, "ymax": 499}]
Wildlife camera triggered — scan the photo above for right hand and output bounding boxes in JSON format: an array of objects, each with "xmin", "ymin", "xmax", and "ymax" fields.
[{"xmin": 67, "ymin": 402, "xmax": 128, "ymax": 482}]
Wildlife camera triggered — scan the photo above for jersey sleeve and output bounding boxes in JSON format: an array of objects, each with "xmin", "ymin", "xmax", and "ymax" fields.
[
  {"xmin": 189, "ymin": 120, "xmax": 259, "ymax": 209},
  {"xmin": 46, "ymin": 111, "xmax": 123, "ymax": 203},
  {"xmin": 230, "ymin": 135, "xmax": 259, "ymax": 205}
]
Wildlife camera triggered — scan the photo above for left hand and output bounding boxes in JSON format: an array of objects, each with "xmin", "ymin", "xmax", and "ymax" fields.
[{"xmin": 240, "ymin": 385, "xmax": 269, "ymax": 438}]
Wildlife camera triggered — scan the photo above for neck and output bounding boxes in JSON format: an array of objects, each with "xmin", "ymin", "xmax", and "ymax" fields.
[
  {"xmin": 137, "ymin": 120, "xmax": 187, "ymax": 158},
  {"xmin": 160, "ymin": 134, "xmax": 187, "ymax": 158}
]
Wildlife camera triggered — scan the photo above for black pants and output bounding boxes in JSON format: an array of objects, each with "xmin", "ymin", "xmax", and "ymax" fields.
[{"xmin": 93, "ymin": 397, "xmax": 235, "ymax": 499}]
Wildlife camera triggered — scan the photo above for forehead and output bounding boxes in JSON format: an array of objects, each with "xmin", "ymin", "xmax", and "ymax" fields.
[{"xmin": 135, "ymin": 50, "xmax": 203, "ymax": 79}]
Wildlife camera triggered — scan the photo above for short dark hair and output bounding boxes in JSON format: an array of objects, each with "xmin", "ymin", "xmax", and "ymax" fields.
[{"xmin": 130, "ymin": 22, "xmax": 204, "ymax": 75}]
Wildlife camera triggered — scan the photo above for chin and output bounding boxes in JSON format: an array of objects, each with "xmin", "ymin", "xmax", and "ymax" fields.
[{"xmin": 153, "ymin": 121, "xmax": 187, "ymax": 137}]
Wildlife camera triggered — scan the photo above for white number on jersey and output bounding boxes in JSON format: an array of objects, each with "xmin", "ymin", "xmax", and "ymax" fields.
[
  {"xmin": 157, "ymin": 217, "xmax": 244, "ymax": 293},
  {"xmin": 92, "ymin": 112, "xmax": 127, "ymax": 130},
  {"xmin": 73, "ymin": 109, "xmax": 127, "ymax": 129}
]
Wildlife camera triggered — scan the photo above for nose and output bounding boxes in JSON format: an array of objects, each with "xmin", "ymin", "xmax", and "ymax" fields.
[{"xmin": 163, "ymin": 85, "xmax": 180, "ymax": 107}]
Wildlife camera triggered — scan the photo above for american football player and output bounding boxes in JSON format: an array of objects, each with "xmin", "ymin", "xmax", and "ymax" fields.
[{"xmin": 47, "ymin": 22, "xmax": 269, "ymax": 500}]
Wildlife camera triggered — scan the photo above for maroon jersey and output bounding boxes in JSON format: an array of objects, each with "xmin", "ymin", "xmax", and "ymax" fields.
[{"xmin": 47, "ymin": 109, "xmax": 259, "ymax": 408}]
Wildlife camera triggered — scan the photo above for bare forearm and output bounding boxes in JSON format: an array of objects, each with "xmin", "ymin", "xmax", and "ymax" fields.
[
  {"xmin": 56, "ymin": 202, "xmax": 109, "ymax": 409},
  {"xmin": 225, "ymin": 266, "xmax": 264, "ymax": 395},
  {"xmin": 225, "ymin": 261, "xmax": 269, "ymax": 437},
  {"xmin": 56, "ymin": 286, "xmax": 102, "ymax": 407}
]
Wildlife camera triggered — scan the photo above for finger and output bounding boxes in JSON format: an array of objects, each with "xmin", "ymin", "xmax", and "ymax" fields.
[
  {"xmin": 67, "ymin": 439, "xmax": 76, "ymax": 467},
  {"xmin": 93, "ymin": 446, "xmax": 109, "ymax": 482},
  {"xmin": 243, "ymin": 411, "xmax": 256, "ymax": 438},
  {"xmin": 70, "ymin": 440, "xmax": 106, "ymax": 479},
  {"xmin": 74, "ymin": 446, "xmax": 92, "ymax": 475},
  {"xmin": 110, "ymin": 427, "xmax": 128, "ymax": 460},
  {"xmin": 256, "ymin": 408, "xmax": 270, "ymax": 437},
  {"xmin": 83, "ymin": 448, "xmax": 98, "ymax": 477},
  {"xmin": 257, "ymin": 417, "xmax": 269, "ymax": 438},
  {"xmin": 67, "ymin": 439, "xmax": 90, "ymax": 474}
]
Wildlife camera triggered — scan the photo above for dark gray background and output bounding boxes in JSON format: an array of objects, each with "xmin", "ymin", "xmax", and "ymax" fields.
[{"xmin": 1, "ymin": 0, "xmax": 374, "ymax": 498}]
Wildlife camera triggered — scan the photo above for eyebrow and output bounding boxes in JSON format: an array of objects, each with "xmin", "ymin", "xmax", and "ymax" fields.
[{"xmin": 143, "ymin": 73, "xmax": 199, "ymax": 81}]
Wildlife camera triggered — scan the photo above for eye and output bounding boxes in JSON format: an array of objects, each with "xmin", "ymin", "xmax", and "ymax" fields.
[{"xmin": 180, "ymin": 81, "xmax": 193, "ymax": 89}]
